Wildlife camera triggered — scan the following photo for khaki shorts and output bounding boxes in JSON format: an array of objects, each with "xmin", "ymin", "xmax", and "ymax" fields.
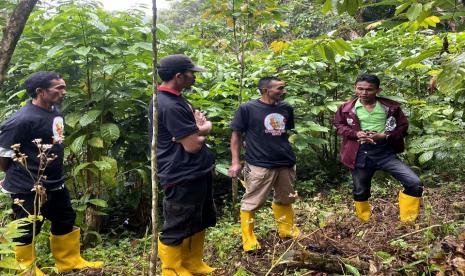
[{"xmin": 240, "ymin": 163, "xmax": 297, "ymax": 212}]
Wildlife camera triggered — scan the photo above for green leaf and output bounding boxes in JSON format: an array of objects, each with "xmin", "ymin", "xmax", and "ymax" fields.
[
  {"xmin": 323, "ymin": 44, "xmax": 335, "ymax": 62},
  {"xmin": 79, "ymin": 110, "xmax": 102, "ymax": 127},
  {"xmin": 133, "ymin": 42, "xmax": 153, "ymax": 51},
  {"xmin": 395, "ymin": 2, "xmax": 412, "ymax": 16},
  {"xmin": 419, "ymin": 151, "xmax": 434, "ymax": 164},
  {"xmin": 337, "ymin": 0, "xmax": 360, "ymax": 16},
  {"xmin": 307, "ymin": 122, "xmax": 329, "ymax": 132},
  {"xmin": 88, "ymin": 198, "xmax": 108, "ymax": 208},
  {"xmin": 74, "ymin": 47, "xmax": 91, "ymax": 56},
  {"xmin": 0, "ymin": 257, "xmax": 20, "ymax": 270},
  {"xmin": 215, "ymin": 163, "xmax": 229, "ymax": 177},
  {"xmin": 406, "ymin": 3, "xmax": 422, "ymax": 21},
  {"xmin": 437, "ymin": 52, "xmax": 465, "ymax": 94},
  {"xmin": 100, "ymin": 156, "xmax": 118, "ymax": 186},
  {"xmin": 65, "ymin": 113, "xmax": 81, "ymax": 128},
  {"xmin": 70, "ymin": 135, "xmax": 86, "ymax": 154},
  {"xmin": 101, "ymin": 123, "xmax": 120, "ymax": 141},
  {"xmin": 88, "ymin": 137, "xmax": 104, "ymax": 148},
  {"xmin": 46, "ymin": 44, "xmax": 64, "ymax": 58},
  {"xmin": 344, "ymin": 263, "xmax": 361, "ymax": 276},
  {"xmin": 101, "ymin": 156, "xmax": 118, "ymax": 177},
  {"xmin": 93, "ymin": 160, "xmax": 112, "ymax": 171},
  {"xmin": 335, "ymin": 38, "xmax": 352, "ymax": 52},
  {"xmin": 136, "ymin": 168, "xmax": 149, "ymax": 184},
  {"xmin": 157, "ymin": 23, "xmax": 170, "ymax": 35},
  {"xmin": 322, "ymin": 0, "xmax": 332, "ymax": 15},
  {"xmin": 395, "ymin": 49, "xmax": 438, "ymax": 68},
  {"xmin": 73, "ymin": 162, "xmax": 91, "ymax": 176}
]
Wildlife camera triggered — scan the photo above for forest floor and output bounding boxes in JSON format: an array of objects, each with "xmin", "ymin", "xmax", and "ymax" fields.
[
  {"xmin": 55, "ymin": 180, "xmax": 465, "ymax": 275},
  {"xmin": 206, "ymin": 180, "xmax": 465, "ymax": 276}
]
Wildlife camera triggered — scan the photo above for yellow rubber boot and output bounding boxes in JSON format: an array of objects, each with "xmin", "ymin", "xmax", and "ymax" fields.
[
  {"xmin": 354, "ymin": 201, "xmax": 371, "ymax": 221},
  {"xmin": 158, "ymin": 239, "xmax": 193, "ymax": 276},
  {"xmin": 14, "ymin": 243, "xmax": 45, "ymax": 276},
  {"xmin": 50, "ymin": 227, "xmax": 103, "ymax": 272},
  {"xmin": 181, "ymin": 231, "xmax": 215, "ymax": 274},
  {"xmin": 399, "ymin": 192, "xmax": 421, "ymax": 222},
  {"xmin": 271, "ymin": 202, "xmax": 301, "ymax": 239},
  {"xmin": 240, "ymin": 210, "xmax": 261, "ymax": 252}
]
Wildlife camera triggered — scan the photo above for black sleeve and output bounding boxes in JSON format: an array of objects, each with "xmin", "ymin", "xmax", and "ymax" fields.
[
  {"xmin": 0, "ymin": 116, "xmax": 27, "ymax": 151},
  {"xmin": 287, "ymin": 105, "xmax": 295, "ymax": 130},
  {"xmin": 230, "ymin": 104, "xmax": 248, "ymax": 132},
  {"xmin": 163, "ymin": 104, "xmax": 199, "ymax": 140}
]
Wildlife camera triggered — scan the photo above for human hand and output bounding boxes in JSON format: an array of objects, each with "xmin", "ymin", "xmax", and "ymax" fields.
[
  {"xmin": 356, "ymin": 131, "xmax": 369, "ymax": 139},
  {"xmin": 194, "ymin": 110, "xmax": 206, "ymax": 126},
  {"xmin": 367, "ymin": 131, "xmax": 387, "ymax": 142},
  {"xmin": 228, "ymin": 163, "xmax": 242, "ymax": 178},
  {"xmin": 357, "ymin": 131, "xmax": 374, "ymax": 144}
]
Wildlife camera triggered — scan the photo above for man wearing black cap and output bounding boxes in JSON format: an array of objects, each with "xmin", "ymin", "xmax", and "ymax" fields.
[
  {"xmin": 0, "ymin": 71, "xmax": 102, "ymax": 275},
  {"xmin": 149, "ymin": 54, "xmax": 216, "ymax": 275}
]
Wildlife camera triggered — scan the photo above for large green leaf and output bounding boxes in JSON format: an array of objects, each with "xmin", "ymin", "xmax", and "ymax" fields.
[
  {"xmin": 46, "ymin": 43, "xmax": 64, "ymax": 58},
  {"xmin": 88, "ymin": 137, "xmax": 104, "ymax": 148},
  {"xmin": 70, "ymin": 135, "xmax": 86, "ymax": 154},
  {"xmin": 395, "ymin": 48, "xmax": 438, "ymax": 68},
  {"xmin": 419, "ymin": 151, "xmax": 434, "ymax": 164},
  {"xmin": 74, "ymin": 47, "xmax": 91, "ymax": 56},
  {"xmin": 72, "ymin": 162, "xmax": 91, "ymax": 177},
  {"xmin": 406, "ymin": 3, "xmax": 422, "ymax": 21},
  {"xmin": 136, "ymin": 168, "xmax": 149, "ymax": 184},
  {"xmin": 65, "ymin": 112, "xmax": 82, "ymax": 128},
  {"xmin": 93, "ymin": 160, "xmax": 112, "ymax": 171},
  {"xmin": 101, "ymin": 156, "xmax": 118, "ymax": 186},
  {"xmin": 101, "ymin": 123, "xmax": 120, "ymax": 142},
  {"xmin": 79, "ymin": 110, "xmax": 102, "ymax": 127},
  {"xmin": 437, "ymin": 52, "xmax": 465, "ymax": 95},
  {"xmin": 0, "ymin": 257, "xmax": 20, "ymax": 270},
  {"xmin": 322, "ymin": 0, "xmax": 332, "ymax": 15},
  {"xmin": 88, "ymin": 198, "xmax": 108, "ymax": 208}
]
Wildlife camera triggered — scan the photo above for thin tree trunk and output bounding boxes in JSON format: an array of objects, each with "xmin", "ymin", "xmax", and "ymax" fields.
[
  {"xmin": 0, "ymin": 0, "xmax": 38, "ymax": 87},
  {"xmin": 149, "ymin": 0, "xmax": 159, "ymax": 275}
]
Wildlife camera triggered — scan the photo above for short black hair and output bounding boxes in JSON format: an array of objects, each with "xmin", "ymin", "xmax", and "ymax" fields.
[
  {"xmin": 23, "ymin": 71, "xmax": 62, "ymax": 98},
  {"xmin": 355, "ymin": 74, "xmax": 380, "ymax": 88},
  {"xmin": 258, "ymin": 76, "xmax": 281, "ymax": 94},
  {"xmin": 157, "ymin": 68, "xmax": 185, "ymax": 82}
]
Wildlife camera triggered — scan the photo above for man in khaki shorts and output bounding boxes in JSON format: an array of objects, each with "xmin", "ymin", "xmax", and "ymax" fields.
[{"xmin": 228, "ymin": 76, "xmax": 300, "ymax": 252}]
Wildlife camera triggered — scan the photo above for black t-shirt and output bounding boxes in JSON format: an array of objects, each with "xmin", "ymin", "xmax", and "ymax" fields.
[
  {"xmin": 0, "ymin": 101, "xmax": 65, "ymax": 193},
  {"xmin": 230, "ymin": 99, "xmax": 296, "ymax": 168},
  {"xmin": 149, "ymin": 90, "xmax": 215, "ymax": 186}
]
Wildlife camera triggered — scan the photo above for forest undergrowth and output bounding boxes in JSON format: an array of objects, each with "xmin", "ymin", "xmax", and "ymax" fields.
[{"xmin": 54, "ymin": 179, "xmax": 465, "ymax": 276}]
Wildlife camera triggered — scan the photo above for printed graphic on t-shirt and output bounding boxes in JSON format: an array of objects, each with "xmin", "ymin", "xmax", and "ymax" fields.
[
  {"xmin": 52, "ymin": 116, "xmax": 64, "ymax": 144},
  {"xmin": 264, "ymin": 113, "xmax": 286, "ymax": 136}
]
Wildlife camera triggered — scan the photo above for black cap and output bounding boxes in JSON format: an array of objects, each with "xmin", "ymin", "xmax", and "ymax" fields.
[{"xmin": 157, "ymin": 54, "xmax": 206, "ymax": 73}]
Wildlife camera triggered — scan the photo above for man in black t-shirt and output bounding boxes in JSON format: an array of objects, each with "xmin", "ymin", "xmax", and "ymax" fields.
[
  {"xmin": 149, "ymin": 54, "xmax": 216, "ymax": 275},
  {"xmin": 0, "ymin": 72, "xmax": 102, "ymax": 275},
  {"xmin": 228, "ymin": 76, "xmax": 301, "ymax": 252}
]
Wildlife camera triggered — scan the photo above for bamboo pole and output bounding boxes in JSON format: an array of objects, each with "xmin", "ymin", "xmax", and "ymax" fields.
[{"xmin": 149, "ymin": 0, "xmax": 158, "ymax": 275}]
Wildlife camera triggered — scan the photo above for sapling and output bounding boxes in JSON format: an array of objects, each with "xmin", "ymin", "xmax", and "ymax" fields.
[{"xmin": 11, "ymin": 138, "xmax": 57, "ymax": 275}]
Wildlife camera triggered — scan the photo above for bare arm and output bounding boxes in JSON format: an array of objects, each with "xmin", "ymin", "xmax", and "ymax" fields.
[
  {"xmin": 228, "ymin": 131, "xmax": 242, "ymax": 178},
  {"xmin": 177, "ymin": 133, "xmax": 206, "ymax": 154}
]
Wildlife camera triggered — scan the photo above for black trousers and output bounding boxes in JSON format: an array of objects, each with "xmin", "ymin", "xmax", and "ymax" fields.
[
  {"xmin": 352, "ymin": 143, "xmax": 423, "ymax": 201},
  {"xmin": 160, "ymin": 171, "xmax": 217, "ymax": 246},
  {"xmin": 11, "ymin": 187, "xmax": 76, "ymax": 245}
]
